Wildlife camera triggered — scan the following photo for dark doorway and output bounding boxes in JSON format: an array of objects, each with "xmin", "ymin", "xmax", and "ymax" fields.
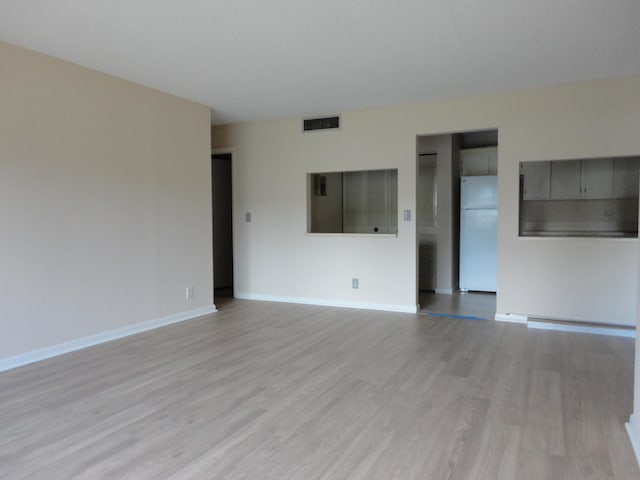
[{"xmin": 212, "ymin": 153, "xmax": 233, "ymax": 299}]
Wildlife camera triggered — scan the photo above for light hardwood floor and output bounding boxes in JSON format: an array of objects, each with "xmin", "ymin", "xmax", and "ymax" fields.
[
  {"xmin": 419, "ymin": 290, "xmax": 497, "ymax": 320},
  {"xmin": 0, "ymin": 298, "xmax": 638, "ymax": 479}
]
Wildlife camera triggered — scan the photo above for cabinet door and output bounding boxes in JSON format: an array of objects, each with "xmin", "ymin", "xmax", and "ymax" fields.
[
  {"xmin": 550, "ymin": 160, "xmax": 581, "ymax": 199},
  {"xmin": 613, "ymin": 157, "xmax": 640, "ymax": 198},
  {"xmin": 460, "ymin": 149, "xmax": 490, "ymax": 176},
  {"xmin": 460, "ymin": 147, "xmax": 498, "ymax": 176},
  {"xmin": 581, "ymin": 158, "xmax": 613, "ymax": 199},
  {"xmin": 520, "ymin": 161, "xmax": 550, "ymax": 200}
]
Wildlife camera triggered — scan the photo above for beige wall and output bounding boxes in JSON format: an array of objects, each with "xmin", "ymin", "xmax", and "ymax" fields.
[
  {"xmin": 0, "ymin": 42, "xmax": 213, "ymax": 360},
  {"xmin": 213, "ymin": 76, "xmax": 640, "ymax": 323},
  {"xmin": 417, "ymin": 134, "xmax": 460, "ymax": 294}
]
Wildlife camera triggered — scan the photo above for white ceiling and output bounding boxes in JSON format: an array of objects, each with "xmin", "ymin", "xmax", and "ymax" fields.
[{"xmin": 1, "ymin": 1, "xmax": 639, "ymax": 125}]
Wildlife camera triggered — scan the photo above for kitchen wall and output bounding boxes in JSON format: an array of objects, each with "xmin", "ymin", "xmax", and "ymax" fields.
[
  {"xmin": 416, "ymin": 154, "xmax": 437, "ymax": 291},
  {"xmin": 417, "ymin": 134, "xmax": 460, "ymax": 294},
  {"xmin": 520, "ymin": 198, "xmax": 638, "ymax": 236},
  {"xmin": 0, "ymin": 42, "xmax": 213, "ymax": 364},
  {"xmin": 213, "ymin": 75, "xmax": 640, "ymax": 324}
]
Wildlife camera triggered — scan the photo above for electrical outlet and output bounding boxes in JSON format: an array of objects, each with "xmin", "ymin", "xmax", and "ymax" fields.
[
  {"xmin": 403, "ymin": 209, "xmax": 411, "ymax": 221},
  {"xmin": 186, "ymin": 286, "xmax": 193, "ymax": 299},
  {"xmin": 352, "ymin": 278, "xmax": 359, "ymax": 289}
]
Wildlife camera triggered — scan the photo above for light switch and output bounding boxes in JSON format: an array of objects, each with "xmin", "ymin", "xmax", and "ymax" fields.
[
  {"xmin": 403, "ymin": 209, "xmax": 411, "ymax": 221},
  {"xmin": 245, "ymin": 212, "xmax": 251, "ymax": 222}
]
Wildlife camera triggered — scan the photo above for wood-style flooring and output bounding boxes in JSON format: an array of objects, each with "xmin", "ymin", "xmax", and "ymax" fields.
[
  {"xmin": 0, "ymin": 298, "xmax": 638, "ymax": 479},
  {"xmin": 419, "ymin": 290, "xmax": 497, "ymax": 320}
]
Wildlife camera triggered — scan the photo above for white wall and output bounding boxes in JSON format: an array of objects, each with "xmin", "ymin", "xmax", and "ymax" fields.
[
  {"xmin": 0, "ymin": 42, "xmax": 213, "ymax": 362},
  {"xmin": 213, "ymin": 76, "xmax": 640, "ymax": 323}
]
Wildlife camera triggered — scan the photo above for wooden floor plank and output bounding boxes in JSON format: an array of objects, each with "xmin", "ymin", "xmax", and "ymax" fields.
[{"xmin": 0, "ymin": 298, "xmax": 637, "ymax": 479}]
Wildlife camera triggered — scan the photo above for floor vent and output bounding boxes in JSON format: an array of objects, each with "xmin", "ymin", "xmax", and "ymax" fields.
[{"xmin": 303, "ymin": 115, "xmax": 340, "ymax": 132}]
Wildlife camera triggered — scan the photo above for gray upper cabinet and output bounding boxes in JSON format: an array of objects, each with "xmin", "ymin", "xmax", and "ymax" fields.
[
  {"xmin": 550, "ymin": 160, "xmax": 581, "ymax": 199},
  {"xmin": 520, "ymin": 161, "xmax": 550, "ymax": 200},
  {"xmin": 460, "ymin": 147, "xmax": 497, "ymax": 176},
  {"xmin": 613, "ymin": 157, "xmax": 640, "ymax": 198},
  {"xmin": 549, "ymin": 159, "xmax": 613, "ymax": 200},
  {"xmin": 521, "ymin": 157, "xmax": 637, "ymax": 201},
  {"xmin": 581, "ymin": 158, "xmax": 613, "ymax": 199}
]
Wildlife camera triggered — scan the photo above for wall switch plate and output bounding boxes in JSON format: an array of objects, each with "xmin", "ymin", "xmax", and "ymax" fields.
[
  {"xmin": 403, "ymin": 209, "xmax": 411, "ymax": 221},
  {"xmin": 352, "ymin": 278, "xmax": 359, "ymax": 289},
  {"xmin": 186, "ymin": 286, "xmax": 193, "ymax": 299},
  {"xmin": 245, "ymin": 212, "xmax": 251, "ymax": 222}
]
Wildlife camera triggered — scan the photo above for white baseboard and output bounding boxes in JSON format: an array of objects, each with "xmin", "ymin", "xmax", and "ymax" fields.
[
  {"xmin": 626, "ymin": 414, "xmax": 640, "ymax": 469},
  {"xmin": 494, "ymin": 313, "xmax": 528, "ymax": 324},
  {"xmin": 0, "ymin": 305, "xmax": 217, "ymax": 373},
  {"xmin": 234, "ymin": 292, "xmax": 418, "ymax": 314},
  {"xmin": 528, "ymin": 319, "xmax": 635, "ymax": 338}
]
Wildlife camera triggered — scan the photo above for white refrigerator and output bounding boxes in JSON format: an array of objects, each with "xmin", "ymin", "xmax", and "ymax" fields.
[{"xmin": 459, "ymin": 175, "xmax": 497, "ymax": 292}]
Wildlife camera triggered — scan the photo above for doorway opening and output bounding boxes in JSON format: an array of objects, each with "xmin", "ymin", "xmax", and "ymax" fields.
[
  {"xmin": 212, "ymin": 152, "xmax": 234, "ymax": 302},
  {"xmin": 416, "ymin": 129, "xmax": 498, "ymax": 319}
]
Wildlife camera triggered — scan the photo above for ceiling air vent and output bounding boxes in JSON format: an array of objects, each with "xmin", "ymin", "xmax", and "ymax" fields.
[{"xmin": 303, "ymin": 115, "xmax": 340, "ymax": 132}]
